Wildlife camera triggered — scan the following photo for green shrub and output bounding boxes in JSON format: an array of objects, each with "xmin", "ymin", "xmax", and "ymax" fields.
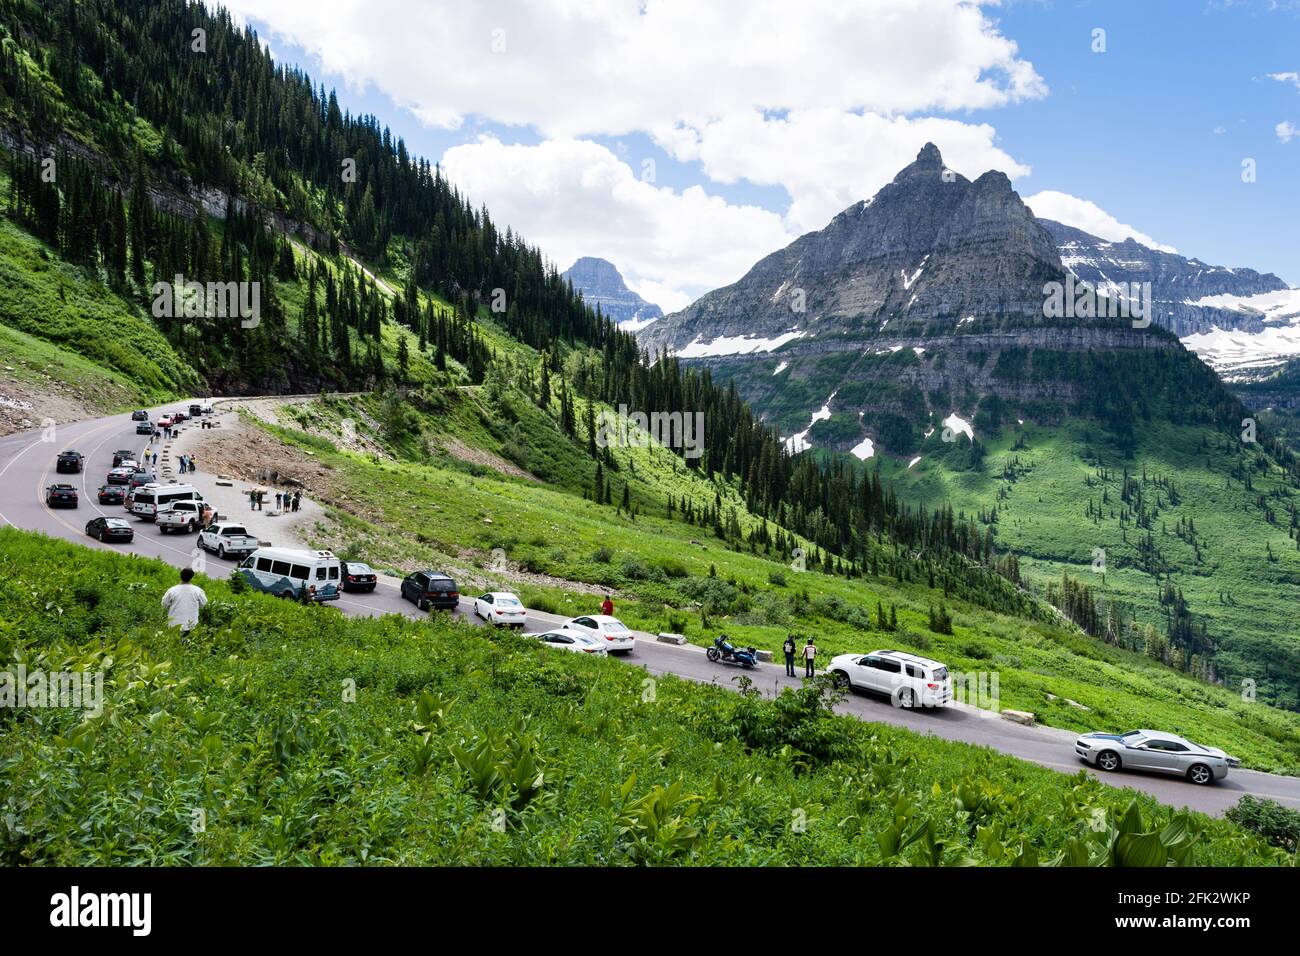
[{"xmin": 1226, "ymin": 797, "xmax": 1300, "ymax": 852}]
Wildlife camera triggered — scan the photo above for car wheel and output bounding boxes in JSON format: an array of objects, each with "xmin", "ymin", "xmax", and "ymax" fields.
[
  {"xmin": 99, "ymin": 531, "xmax": 107, "ymax": 542},
  {"xmin": 280, "ymin": 590, "xmax": 295, "ymax": 600},
  {"xmin": 217, "ymin": 545, "xmax": 226, "ymax": 559},
  {"xmin": 417, "ymin": 597, "xmax": 428, "ymax": 611},
  {"xmin": 1096, "ymin": 750, "xmax": 1121, "ymax": 772},
  {"xmin": 894, "ymin": 687, "xmax": 916, "ymax": 709},
  {"xmin": 831, "ymin": 670, "xmax": 850, "ymax": 689},
  {"xmin": 1188, "ymin": 764, "xmax": 1214, "ymax": 786},
  {"xmin": 187, "ymin": 520, "xmax": 196, "ymax": 533}
]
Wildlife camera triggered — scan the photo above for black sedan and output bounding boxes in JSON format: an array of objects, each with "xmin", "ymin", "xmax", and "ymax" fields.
[
  {"xmin": 86, "ymin": 517, "xmax": 134, "ymax": 543},
  {"xmin": 112, "ymin": 450, "xmax": 138, "ymax": 467},
  {"xmin": 97, "ymin": 484, "xmax": 126, "ymax": 505},
  {"xmin": 342, "ymin": 561, "xmax": 378, "ymax": 592},
  {"xmin": 46, "ymin": 483, "xmax": 79, "ymax": 507},
  {"xmin": 56, "ymin": 450, "xmax": 84, "ymax": 473},
  {"xmin": 131, "ymin": 410, "xmax": 149, "ymax": 421},
  {"xmin": 106, "ymin": 466, "xmax": 135, "ymax": 485}
]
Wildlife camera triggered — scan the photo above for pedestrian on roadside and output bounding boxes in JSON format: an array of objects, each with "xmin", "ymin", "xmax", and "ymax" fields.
[
  {"xmin": 601, "ymin": 593, "xmax": 614, "ymax": 616},
  {"xmin": 257, "ymin": 490, "xmax": 265, "ymax": 511},
  {"xmin": 178, "ymin": 455, "xmax": 187, "ymax": 474},
  {"xmin": 189, "ymin": 454, "xmax": 197, "ymax": 473},
  {"xmin": 161, "ymin": 567, "xmax": 207, "ymax": 635},
  {"xmin": 275, "ymin": 491, "xmax": 283, "ymax": 511},
  {"xmin": 292, "ymin": 491, "xmax": 301, "ymax": 512},
  {"xmin": 803, "ymin": 637, "xmax": 817, "ymax": 678},
  {"xmin": 152, "ymin": 451, "xmax": 158, "ymax": 467},
  {"xmin": 783, "ymin": 634, "xmax": 797, "ymax": 677}
]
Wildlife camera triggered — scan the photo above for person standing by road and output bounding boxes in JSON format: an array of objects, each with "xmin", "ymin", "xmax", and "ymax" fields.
[
  {"xmin": 783, "ymin": 634, "xmax": 797, "ymax": 677},
  {"xmin": 803, "ymin": 637, "xmax": 817, "ymax": 678},
  {"xmin": 601, "ymin": 593, "xmax": 614, "ymax": 616},
  {"xmin": 292, "ymin": 490, "xmax": 301, "ymax": 513},
  {"xmin": 275, "ymin": 491, "xmax": 283, "ymax": 511},
  {"xmin": 161, "ymin": 567, "xmax": 207, "ymax": 635}
]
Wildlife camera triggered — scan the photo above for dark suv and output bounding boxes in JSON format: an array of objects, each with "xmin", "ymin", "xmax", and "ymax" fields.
[
  {"xmin": 46, "ymin": 483, "xmax": 79, "ymax": 507},
  {"xmin": 400, "ymin": 571, "xmax": 459, "ymax": 611},
  {"xmin": 131, "ymin": 410, "xmax": 149, "ymax": 421},
  {"xmin": 56, "ymin": 450, "xmax": 84, "ymax": 473}
]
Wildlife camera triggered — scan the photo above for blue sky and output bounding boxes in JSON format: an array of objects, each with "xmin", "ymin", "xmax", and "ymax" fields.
[{"xmin": 226, "ymin": 0, "xmax": 1299, "ymax": 305}]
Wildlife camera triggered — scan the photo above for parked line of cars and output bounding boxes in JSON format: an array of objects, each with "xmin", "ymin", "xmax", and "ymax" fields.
[{"xmin": 47, "ymin": 434, "xmax": 1244, "ymax": 789}]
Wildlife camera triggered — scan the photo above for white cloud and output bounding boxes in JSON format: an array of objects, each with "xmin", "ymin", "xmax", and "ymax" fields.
[
  {"xmin": 1023, "ymin": 190, "xmax": 1177, "ymax": 253},
  {"xmin": 1277, "ymin": 120, "xmax": 1298, "ymax": 143},
  {"xmin": 440, "ymin": 137, "xmax": 795, "ymax": 307},
  {"xmin": 661, "ymin": 109, "xmax": 1032, "ymax": 233},
  {"xmin": 222, "ymin": 0, "xmax": 1046, "ymax": 308},
  {"xmin": 1268, "ymin": 71, "xmax": 1300, "ymax": 91},
  {"xmin": 223, "ymin": 0, "xmax": 1045, "ymax": 137}
]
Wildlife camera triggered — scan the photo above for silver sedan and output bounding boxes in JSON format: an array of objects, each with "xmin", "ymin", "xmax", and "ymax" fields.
[{"xmin": 1075, "ymin": 729, "xmax": 1239, "ymax": 785}]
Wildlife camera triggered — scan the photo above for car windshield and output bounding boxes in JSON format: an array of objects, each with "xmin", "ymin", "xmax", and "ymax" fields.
[
  {"xmin": 105, "ymin": 519, "xmax": 129, "ymax": 528},
  {"xmin": 350, "ymin": 564, "xmax": 373, "ymax": 573},
  {"xmin": 498, "ymin": 597, "xmax": 521, "ymax": 607},
  {"xmin": 604, "ymin": 621, "xmax": 629, "ymax": 632}
]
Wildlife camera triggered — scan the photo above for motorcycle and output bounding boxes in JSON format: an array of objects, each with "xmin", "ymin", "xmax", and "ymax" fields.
[{"xmin": 706, "ymin": 635, "xmax": 758, "ymax": 669}]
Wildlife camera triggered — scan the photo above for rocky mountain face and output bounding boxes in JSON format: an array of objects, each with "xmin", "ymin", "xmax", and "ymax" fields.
[
  {"xmin": 639, "ymin": 144, "xmax": 1201, "ymax": 454},
  {"xmin": 562, "ymin": 257, "xmax": 663, "ymax": 331},
  {"xmin": 1040, "ymin": 218, "xmax": 1289, "ymax": 338}
]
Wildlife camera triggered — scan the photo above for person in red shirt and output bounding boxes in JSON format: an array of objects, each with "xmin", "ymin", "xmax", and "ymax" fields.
[{"xmin": 601, "ymin": 594, "xmax": 614, "ymax": 616}]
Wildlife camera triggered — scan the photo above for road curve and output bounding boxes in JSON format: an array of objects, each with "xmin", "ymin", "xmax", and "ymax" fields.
[{"xmin": 4, "ymin": 402, "xmax": 1300, "ymax": 818}]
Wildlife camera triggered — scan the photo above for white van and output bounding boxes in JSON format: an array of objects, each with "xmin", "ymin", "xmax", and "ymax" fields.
[
  {"xmin": 236, "ymin": 547, "xmax": 342, "ymax": 602},
  {"xmin": 131, "ymin": 483, "xmax": 203, "ymax": 521}
]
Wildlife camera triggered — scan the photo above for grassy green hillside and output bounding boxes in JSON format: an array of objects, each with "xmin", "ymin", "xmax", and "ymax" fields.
[
  {"xmin": 0, "ymin": 527, "xmax": 1289, "ymax": 866},
  {"xmin": 0, "ymin": 200, "xmax": 200, "ymax": 413},
  {"xmin": 876, "ymin": 418, "xmax": 1300, "ymax": 709}
]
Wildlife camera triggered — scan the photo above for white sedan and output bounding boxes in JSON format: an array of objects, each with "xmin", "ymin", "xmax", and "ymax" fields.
[
  {"xmin": 533, "ymin": 630, "xmax": 607, "ymax": 655},
  {"xmin": 473, "ymin": 591, "xmax": 527, "ymax": 628},
  {"xmin": 560, "ymin": 615, "xmax": 635, "ymax": 655}
]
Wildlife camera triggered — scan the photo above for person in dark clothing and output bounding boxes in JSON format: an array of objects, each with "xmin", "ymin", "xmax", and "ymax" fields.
[
  {"xmin": 292, "ymin": 491, "xmax": 301, "ymax": 512},
  {"xmin": 782, "ymin": 635, "xmax": 797, "ymax": 677},
  {"xmin": 803, "ymin": 637, "xmax": 817, "ymax": 677}
]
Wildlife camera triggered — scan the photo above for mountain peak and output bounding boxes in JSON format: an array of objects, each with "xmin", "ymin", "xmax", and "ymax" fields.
[
  {"xmin": 916, "ymin": 142, "xmax": 944, "ymax": 166},
  {"xmin": 562, "ymin": 256, "xmax": 663, "ymax": 331}
]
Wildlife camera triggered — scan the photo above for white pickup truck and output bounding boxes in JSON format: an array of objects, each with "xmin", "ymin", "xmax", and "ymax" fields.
[
  {"xmin": 198, "ymin": 522, "xmax": 260, "ymax": 560},
  {"xmin": 156, "ymin": 500, "xmax": 208, "ymax": 534}
]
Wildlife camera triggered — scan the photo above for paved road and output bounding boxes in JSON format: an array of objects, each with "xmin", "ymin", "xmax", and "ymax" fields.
[{"xmin": 5, "ymin": 401, "xmax": 1300, "ymax": 818}]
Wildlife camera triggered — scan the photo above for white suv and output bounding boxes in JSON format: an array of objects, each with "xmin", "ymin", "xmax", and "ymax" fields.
[{"xmin": 827, "ymin": 649, "xmax": 951, "ymax": 709}]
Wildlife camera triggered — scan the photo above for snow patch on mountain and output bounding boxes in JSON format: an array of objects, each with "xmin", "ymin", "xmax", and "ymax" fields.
[
  {"xmin": 676, "ymin": 329, "xmax": 807, "ymax": 358},
  {"xmin": 850, "ymin": 436, "xmax": 875, "ymax": 460},
  {"xmin": 783, "ymin": 394, "xmax": 835, "ymax": 454},
  {"xmin": 943, "ymin": 413, "xmax": 974, "ymax": 441}
]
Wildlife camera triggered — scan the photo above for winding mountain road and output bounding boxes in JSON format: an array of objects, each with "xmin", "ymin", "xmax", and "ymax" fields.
[{"xmin": 4, "ymin": 401, "xmax": 1300, "ymax": 818}]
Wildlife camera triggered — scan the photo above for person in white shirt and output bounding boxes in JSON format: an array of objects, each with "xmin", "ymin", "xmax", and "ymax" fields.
[
  {"xmin": 803, "ymin": 637, "xmax": 817, "ymax": 678},
  {"xmin": 161, "ymin": 567, "xmax": 207, "ymax": 633}
]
